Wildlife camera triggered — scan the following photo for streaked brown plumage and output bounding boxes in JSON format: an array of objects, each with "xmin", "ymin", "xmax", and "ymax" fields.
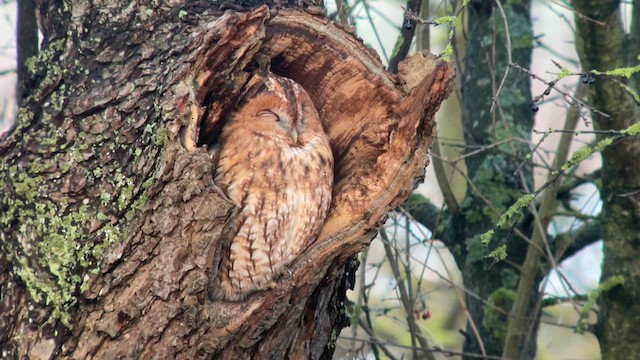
[{"xmin": 212, "ymin": 74, "xmax": 333, "ymax": 301}]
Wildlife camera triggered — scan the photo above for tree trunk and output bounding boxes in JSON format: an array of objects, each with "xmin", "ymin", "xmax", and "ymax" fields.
[
  {"xmin": 0, "ymin": 1, "xmax": 454, "ymax": 358},
  {"xmin": 573, "ymin": 1, "xmax": 640, "ymax": 358},
  {"xmin": 446, "ymin": 1, "xmax": 536, "ymax": 358}
]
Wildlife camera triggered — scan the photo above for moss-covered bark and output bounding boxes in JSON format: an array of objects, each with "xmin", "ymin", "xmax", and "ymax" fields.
[
  {"xmin": 443, "ymin": 0, "xmax": 536, "ymax": 357},
  {"xmin": 573, "ymin": 1, "xmax": 640, "ymax": 358}
]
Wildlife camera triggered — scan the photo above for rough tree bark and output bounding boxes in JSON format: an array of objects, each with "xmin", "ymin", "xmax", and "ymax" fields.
[{"xmin": 0, "ymin": 1, "xmax": 454, "ymax": 358}]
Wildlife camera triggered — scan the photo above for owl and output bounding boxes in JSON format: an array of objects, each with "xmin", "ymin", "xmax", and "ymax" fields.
[{"xmin": 211, "ymin": 73, "xmax": 334, "ymax": 301}]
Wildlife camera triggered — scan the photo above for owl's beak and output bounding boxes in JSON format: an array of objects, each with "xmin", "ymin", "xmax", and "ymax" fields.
[{"xmin": 289, "ymin": 128, "xmax": 298, "ymax": 143}]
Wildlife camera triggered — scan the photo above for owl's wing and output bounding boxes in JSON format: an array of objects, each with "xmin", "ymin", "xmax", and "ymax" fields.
[{"xmin": 208, "ymin": 206, "xmax": 242, "ymax": 301}]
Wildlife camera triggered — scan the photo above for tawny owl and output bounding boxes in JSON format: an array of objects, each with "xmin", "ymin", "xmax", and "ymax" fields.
[{"xmin": 212, "ymin": 73, "xmax": 334, "ymax": 301}]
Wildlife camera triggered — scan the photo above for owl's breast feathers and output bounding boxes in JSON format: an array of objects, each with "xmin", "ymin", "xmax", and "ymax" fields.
[{"xmin": 212, "ymin": 112, "xmax": 333, "ymax": 301}]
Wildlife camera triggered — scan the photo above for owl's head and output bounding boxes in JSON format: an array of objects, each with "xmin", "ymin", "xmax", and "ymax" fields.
[{"xmin": 227, "ymin": 74, "xmax": 323, "ymax": 146}]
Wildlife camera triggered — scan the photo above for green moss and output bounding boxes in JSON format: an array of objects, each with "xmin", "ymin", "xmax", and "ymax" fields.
[
  {"xmin": 479, "ymin": 193, "xmax": 534, "ymax": 245},
  {"xmin": 576, "ymin": 275, "xmax": 624, "ymax": 333},
  {"xmin": 481, "ymin": 230, "xmax": 495, "ymax": 245},
  {"xmin": 142, "ymin": 176, "xmax": 156, "ymax": 190},
  {"xmin": 562, "ymin": 137, "xmax": 613, "ymax": 171},
  {"xmin": 154, "ymin": 125, "xmax": 168, "ymax": 146},
  {"xmin": 100, "ymin": 192, "xmax": 112, "ymax": 205},
  {"xmin": 327, "ymin": 329, "xmax": 338, "ymax": 349},
  {"xmin": 496, "ymin": 193, "xmax": 535, "ymax": 229},
  {"xmin": 26, "ymin": 56, "xmax": 38, "ymax": 75},
  {"xmin": 2, "ymin": 58, "xmax": 166, "ymax": 331},
  {"xmin": 8, "ymin": 200, "xmax": 85, "ymax": 328},
  {"xmin": 487, "ymin": 244, "xmax": 507, "ymax": 261},
  {"xmin": 592, "ymin": 64, "xmax": 640, "ymax": 78},
  {"xmin": 442, "ymin": 43, "xmax": 454, "ymax": 63},
  {"xmin": 16, "ymin": 109, "xmax": 35, "ymax": 127},
  {"xmin": 14, "ymin": 174, "xmax": 42, "ymax": 202},
  {"xmin": 118, "ymin": 182, "xmax": 134, "ymax": 211},
  {"xmin": 434, "ymin": 16, "xmax": 457, "ymax": 25},
  {"xmin": 79, "ymin": 280, "xmax": 90, "ymax": 293},
  {"xmin": 28, "ymin": 38, "xmax": 65, "ymax": 76},
  {"xmin": 555, "ymin": 67, "xmax": 572, "ymax": 81},
  {"xmin": 14, "ymin": 256, "xmax": 45, "ymax": 303},
  {"xmin": 143, "ymin": 123, "xmax": 155, "ymax": 134},
  {"xmin": 4, "ymin": 149, "xmax": 146, "ymax": 330},
  {"xmin": 10, "ymin": 186, "xmax": 129, "ymax": 328},
  {"xmin": 40, "ymin": 135, "xmax": 58, "ymax": 146},
  {"xmin": 51, "ymin": 85, "xmax": 68, "ymax": 112},
  {"xmin": 473, "ymin": 162, "xmax": 523, "ymax": 218},
  {"xmin": 483, "ymin": 288, "xmax": 516, "ymax": 341},
  {"xmin": 60, "ymin": 158, "xmax": 73, "ymax": 173},
  {"xmin": 624, "ymin": 122, "xmax": 640, "ymax": 137}
]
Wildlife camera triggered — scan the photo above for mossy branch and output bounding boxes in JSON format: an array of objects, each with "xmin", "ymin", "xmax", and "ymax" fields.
[
  {"xmin": 481, "ymin": 120, "xmax": 639, "ymax": 248},
  {"xmin": 575, "ymin": 275, "xmax": 625, "ymax": 334}
]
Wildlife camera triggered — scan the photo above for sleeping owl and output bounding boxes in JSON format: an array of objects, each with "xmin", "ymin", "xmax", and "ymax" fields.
[{"xmin": 212, "ymin": 73, "xmax": 334, "ymax": 301}]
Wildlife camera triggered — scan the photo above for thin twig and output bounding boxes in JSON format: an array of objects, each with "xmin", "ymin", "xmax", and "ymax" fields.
[
  {"xmin": 361, "ymin": 0, "xmax": 389, "ymax": 63},
  {"xmin": 350, "ymin": 248, "xmax": 369, "ymax": 358},
  {"xmin": 334, "ymin": 0, "xmax": 351, "ymax": 26},
  {"xmin": 399, "ymin": 209, "xmax": 489, "ymax": 357},
  {"xmin": 379, "ymin": 228, "xmax": 436, "ymax": 360},
  {"xmin": 490, "ymin": 0, "xmax": 512, "ymax": 114},
  {"xmin": 431, "ymin": 128, "xmax": 461, "ymax": 213},
  {"xmin": 533, "ymin": 128, "xmax": 627, "ymax": 136},
  {"xmin": 548, "ymin": 0, "xmax": 607, "ymax": 26},
  {"xmin": 510, "ymin": 62, "xmax": 611, "ymax": 118},
  {"xmin": 356, "ymin": 318, "xmax": 399, "ymax": 360},
  {"xmin": 430, "ymin": 152, "xmax": 504, "ymax": 217},
  {"xmin": 340, "ymin": 335, "xmax": 508, "ymax": 359},
  {"xmin": 502, "ymin": 84, "xmax": 584, "ymax": 359},
  {"xmin": 402, "ymin": 0, "xmax": 467, "ymax": 24}
]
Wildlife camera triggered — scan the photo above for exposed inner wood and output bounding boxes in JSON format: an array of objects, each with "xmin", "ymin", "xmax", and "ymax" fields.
[{"xmin": 183, "ymin": 7, "xmax": 455, "ymax": 358}]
